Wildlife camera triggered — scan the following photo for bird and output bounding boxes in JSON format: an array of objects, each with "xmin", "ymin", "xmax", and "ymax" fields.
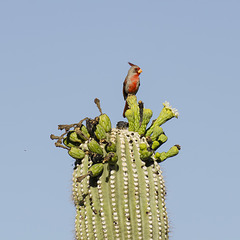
[{"xmin": 123, "ymin": 62, "xmax": 142, "ymax": 117}]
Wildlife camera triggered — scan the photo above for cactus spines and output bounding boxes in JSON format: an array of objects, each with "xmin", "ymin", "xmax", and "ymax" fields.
[{"xmin": 51, "ymin": 94, "xmax": 180, "ymax": 240}]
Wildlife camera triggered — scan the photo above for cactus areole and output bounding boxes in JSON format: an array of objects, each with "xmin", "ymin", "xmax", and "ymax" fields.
[{"xmin": 51, "ymin": 94, "xmax": 180, "ymax": 240}]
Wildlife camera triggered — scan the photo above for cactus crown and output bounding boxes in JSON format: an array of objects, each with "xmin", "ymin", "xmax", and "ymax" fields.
[{"xmin": 51, "ymin": 94, "xmax": 180, "ymax": 240}]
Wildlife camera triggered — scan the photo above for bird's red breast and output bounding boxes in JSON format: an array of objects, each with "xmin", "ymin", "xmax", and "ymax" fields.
[{"xmin": 125, "ymin": 74, "xmax": 140, "ymax": 94}]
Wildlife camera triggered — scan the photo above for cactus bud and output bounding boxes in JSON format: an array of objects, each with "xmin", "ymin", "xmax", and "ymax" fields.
[
  {"xmin": 158, "ymin": 134, "xmax": 168, "ymax": 144},
  {"xmin": 88, "ymin": 163, "xmax": 104, "ymax": 177},
  {"xmin": 147, "ymin": 102, "xmax": 179, "ymax": 135},
  {"xmin": 105, "ymin": 142, "xmax": 116, "ymax": 153},
  {"xmin": 155, "ymin": 145, "xmax": 180, "ymax": 162},
  {"xmin": 148, "ymin": 126, "xmax": 163, "ymax": 140},
  {"xmin": 68, "ymin": 147, "xmax": 85, "ymax": 160},
  {"xmin": 99, "ymin": 114, "xmax": 112, "ymax": 133},
  {"xmin": 108, "ymin": 152, "xmax": 118, "ymax": 165},
  {"xmin": 95, "ymin": 124, "xmax": 107, "ymax": 140},
  {"xmin": 81, "ymin": 125, "xmax": 90, "ymax": 139},
  {"xmin": 87, "ymin": 139, "xmax": 103, "ymax": 155},
  {"xmin": 68, "ymin": 131, "xmax": 82, "ymax": 143},
  {"xmin": 139, "ymin": 142, "xmax": 147, "ymax": 151},
  {"xmin": 125, "ymin": 95, "xmax": 140, "ymax": 131},
  {"xmin": 125, "ymin": 108, "xmax": 135, "ymax": 131},
  {"xmin": 140, "ymin": 149, "xmax": 153, "ymax": 161},
  {"xmin": 138, "ymin": 108, "xmax": 153, "ymax": 135},
  {"xmin": 63, "ymin": 137, "xmax": 78, "ymax": 148},
  {"xmin": 151, "ymin": 140, "xmax": 160, "ymax": 150}
]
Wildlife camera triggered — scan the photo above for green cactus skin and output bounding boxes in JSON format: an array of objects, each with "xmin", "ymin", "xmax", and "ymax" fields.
[
  {"xmin": 51, "ymin": 95, "xmax": 180, "ymax": 240},
  {"xmin": 72, "ymin": 129, "xmax": 169, "ymax": 240}
]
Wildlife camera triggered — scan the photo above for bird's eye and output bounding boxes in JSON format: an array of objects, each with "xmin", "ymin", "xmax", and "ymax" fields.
[{"xmin": 135, "ymin": 68, "xmax": 139, "ymax": 73}]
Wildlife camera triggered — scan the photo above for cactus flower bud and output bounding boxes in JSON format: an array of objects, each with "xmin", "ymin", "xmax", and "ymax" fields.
[
  {"xmin": 88, "ymin": 163, "xmax": 104, "ymax": 177},
  {"xmin": 125, "ymin": 95, "xmax": 140, "ymax": 131},
  {"xmin": 139, "ymin": 142, "xmax": 147, "ymax": 151},
  {"xmin": 151, "ymin": 140, "xmax": 160, "ymax": 150},
  {"xmin": 107, "ymin": 152, "xmax": 118, "ymax": 165},
  {"xmin": 105, "ymin": 142, "xmax": 116, "ymax": 153},
  {"xmin": 140, "ymin": 149, "xmax": 153, "ymax": 161},
  {"xmin": 99, "ymin": 114, "xmax": 112, "ymax": 133},
  {"xmin": 87, "ymin": 139, "xmax": 103, "ymax": 155},
  {"xmin": 158, "ymin": 134, "xmax": 168, "ymax": 144},
  {"xmin": 147, "ymin": 101, "xmax": 179, "ymax": 135},
  {"xmin": 95, "ymin": 124, "xmax": 107, "ymax": 140},
  {"xmin": 138, "ymin": 108, "xmax": 153, "ymax": 135},
  {"xmin": 147, "ymin": 126, "xmax": 163, "ymax": 140},
  {"xmin": 125, "ymin": 108, "xmax": 135, "ymax": 131},
  {"xmin": 68, "ymin": 131, "xmax": 82, "ymax": 143},
  {"xmin": 63, "ymin": 137, "xmax": 78, "ymax": 148},
  {"xmin": 155, "ymin": 145, "xmax": 180, "ymax": 162},
  {"xmin": 68, "ymin": 147, "xmax": 85, "ymax": 160},
  {"xmin": 81, "ymin": 125, "xmax": 90, "ymax": 139}
]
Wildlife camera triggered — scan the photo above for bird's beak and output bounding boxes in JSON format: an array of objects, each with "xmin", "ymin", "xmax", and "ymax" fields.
[{"xmin": 138, "ymin": 69, "xmax": 142, "ymax": 74}]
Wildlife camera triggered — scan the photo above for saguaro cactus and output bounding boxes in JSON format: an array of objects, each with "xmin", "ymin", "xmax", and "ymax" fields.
[{"xmin": 51, "ymin": 95, "xmax": 180, "ymax": 240}]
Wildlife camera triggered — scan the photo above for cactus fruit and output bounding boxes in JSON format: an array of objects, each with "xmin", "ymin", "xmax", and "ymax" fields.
[{"xmin": 51, "ymin": 96, "xmax": 180, "ymax": 240}]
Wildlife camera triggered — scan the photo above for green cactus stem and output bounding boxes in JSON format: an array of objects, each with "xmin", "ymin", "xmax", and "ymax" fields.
[{"xmin": 51, "ymin": 96, "xmax": 180, "ymax": 240}]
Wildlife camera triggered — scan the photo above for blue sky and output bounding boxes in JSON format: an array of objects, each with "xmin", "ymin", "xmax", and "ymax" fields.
[{"xmin": 1, "ymin": 1, "xmax": 240, "ymax": 239}]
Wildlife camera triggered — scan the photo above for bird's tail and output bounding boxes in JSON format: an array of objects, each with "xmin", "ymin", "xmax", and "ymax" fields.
[{"xmin": 123, "ymin": 101, "xmax": 129, "ymax": 118}]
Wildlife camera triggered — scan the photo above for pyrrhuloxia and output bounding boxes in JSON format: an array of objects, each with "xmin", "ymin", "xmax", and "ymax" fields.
[{"xmin": 123, "ymin": 62, "xmax": 142, "ymax": 117}]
